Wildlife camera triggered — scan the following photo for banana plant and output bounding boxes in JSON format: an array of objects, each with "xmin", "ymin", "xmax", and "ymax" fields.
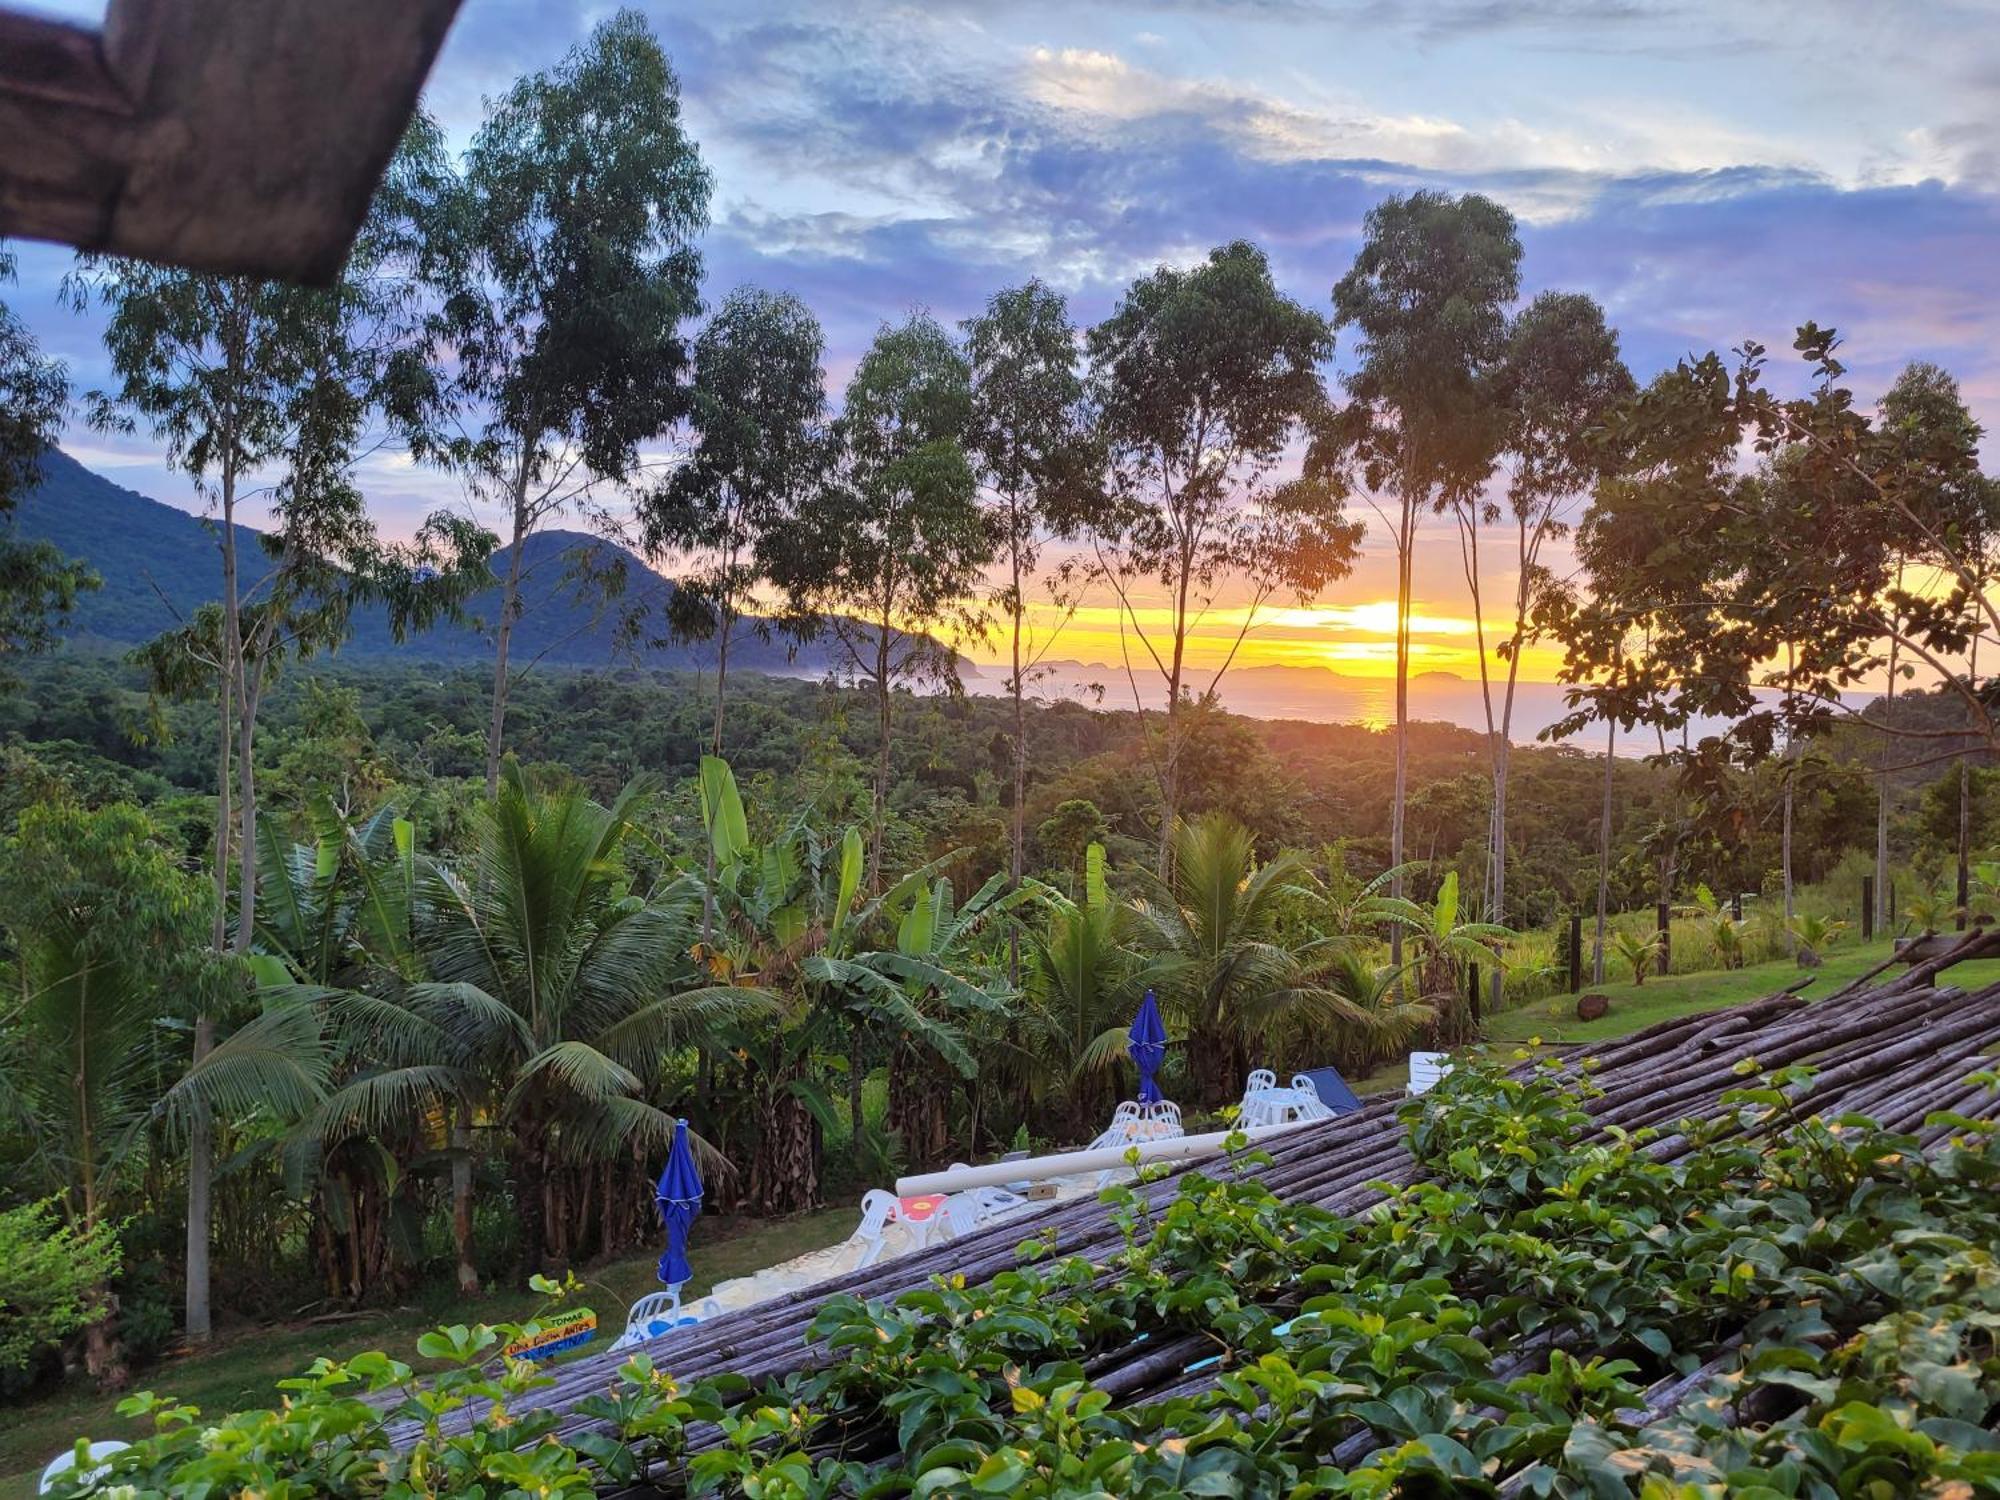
[
  {"xmin": 1611, "ymin": 928, "xmax": 1660, "ymax": 986},
  {"xmin": 692, "ymin": 757, "xmax": 1034, "ymax": 1204},
  {"xmin": 1026, "ymin": 843, "xmax": 1146, "ymax": 1135}
]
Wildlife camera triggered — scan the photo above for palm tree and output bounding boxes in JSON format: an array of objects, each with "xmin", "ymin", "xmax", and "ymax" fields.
[
  {"xmin": 1612, "ymin": 928, "xmax": 1660, "ymax": 986},
  {"xmin": 1684, "ymin": 884, "xmax": 1743, "ymax": 970},
  {"xmin": 315, "ymin": 764, "xmax": 771, "ymax": 1272},
  {"xmin": 1130, "ymin": 813, "xmax": 1399, "ymax": 1107},
  {"xmin": 1372, "ymin": 870, "xmax": 1513, "ymax": 1046},
  {"xmin": 1786, "ymin": 912, "xmax": 1848, "ymax": 969},
  {"xmin": 1901, "ymin": 881, "xmax": 1961, "ymax": 939},
  {"xmin": 1316, "ymin": 948, "xmax": 1435, "ymax": 1076},
  {"xmin": 1315, "ymin": 850, "xmax": 1430, "ymax": 940}
]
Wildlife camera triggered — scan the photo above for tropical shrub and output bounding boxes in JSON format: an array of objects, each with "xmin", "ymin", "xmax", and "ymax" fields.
[
  {"xmin": 1131, "ymin": 814, "xmax": 1405, "ymax": 1105},
  {"xmin": 1787, "ymin": 910, "xmax": 1849, "ymax": 967},
  {"xmin": 1611, "ymin": 926, "xmax": 1659, "ymax": 985},
  {"xmin": 0, "ymin": 1200, "xmax": 120, "ymax": 1380}
]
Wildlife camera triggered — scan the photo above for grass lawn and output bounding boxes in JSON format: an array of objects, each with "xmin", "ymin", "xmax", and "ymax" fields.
[
  {"xmin": 0, "ymin": 1208, "xmax": 852, "ymax": 1500},
  {"xmin": 1484, "ymin": 936, "xmax": 2000, "ymax": 1048},
  {"xmin": 1348, "ymin": 934, "xmax": 2000, "ymax": 1090}
]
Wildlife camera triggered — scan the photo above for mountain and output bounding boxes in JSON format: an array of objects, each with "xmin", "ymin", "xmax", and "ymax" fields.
[
  {"xmin": 8, "ymin": 449, "xmax": 840, "ymax": 676},
  {"xmin": 9, "ymin": 449, "xmax": 267, "ymax": 643}
]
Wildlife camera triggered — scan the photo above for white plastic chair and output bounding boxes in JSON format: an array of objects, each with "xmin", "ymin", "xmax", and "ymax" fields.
[
  {"xmin": 1408, "ymin": 1051, "xmax": 1453, "ymax": 1096},
  {"xmin": 1288, "ymin": 1075, "xmax": 1336, "ymax": 1122},
  {"xmin": 40, "ymin": 1441, "xmax": 128, "ymax": 1495},
  {"xmin": 1141, "ymin": 1100, "xmax": 1184, "ymax": 1140},
  {"xmin": 610, "ymin": 1288, "xmax": 702, "ymax": 1353},
  {"xmin": 1237, "ymin": 1070, "xmax": 1286, "ymax": 1128},
  {"xmin": 1086, "ymin": 1100, "xmax": 1144, "ymax": 1153},
  {"xmin": 940, "ymin": 1191, "xmax": 985, "ymax": 1239},
  {"xmin": 852, "ymin": 1188, "xmax": 898, "ymax": 1268}
]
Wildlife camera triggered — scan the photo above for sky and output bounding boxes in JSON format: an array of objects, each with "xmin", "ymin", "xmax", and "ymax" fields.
[{"xmin": 10, "ymin": 0, "xmax": 2000, "ymax": 687}]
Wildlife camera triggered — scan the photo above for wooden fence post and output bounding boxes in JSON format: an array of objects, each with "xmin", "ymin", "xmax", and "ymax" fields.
[
  {"xmin": 1656, "ymin": 901, "xmax": 1671, "ymax": 976},
  {"xmin": 1568, "ymin": 913, "xmax": 1583, "ymax": 994},
  {"xmin": 1861, "ymin": 875, "xmax": 1874, "ymax": 941}
]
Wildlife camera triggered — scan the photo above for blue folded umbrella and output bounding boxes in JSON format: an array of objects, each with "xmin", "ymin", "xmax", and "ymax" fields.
[
  {"xmin": 1129, "ymin": 990, "xmax": 1167, "ymax": 1104},
  {"xmin": 655, "ymin": 1117, "xmax": 704, "ymax": 1289}
]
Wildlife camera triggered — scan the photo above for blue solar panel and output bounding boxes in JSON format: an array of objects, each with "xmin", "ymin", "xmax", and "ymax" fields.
[{"xmin": 1298, "ymin": 1066, "xmax": 1362, "ymax": 1115}]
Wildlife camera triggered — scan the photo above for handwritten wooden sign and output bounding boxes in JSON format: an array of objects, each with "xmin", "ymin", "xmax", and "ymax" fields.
[{"xmin": 503, "ymin": 1308, "xmax": 596, "ymax": 1361}]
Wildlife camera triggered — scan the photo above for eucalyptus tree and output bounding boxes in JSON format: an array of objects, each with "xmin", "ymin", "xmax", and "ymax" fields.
[
  {"xmin": 962, "ymin": 281, "xmax": 1099, "ymax": 909},
  {"xmin": 1474, "ymin": 292, "xmax": 1630, "ymax": 1001},
  {"xmin": 768, "ymin": 313, "xmax": 988, "ymax": 885},
  {"xmin": 0, "ymin": 802, "xmax": 323, "ymax": 1383},
  {"xmin": 1085, "ymin": 242, "xmax": 1358, "ymax": 873},
  {"xmin": 1315, "ymin": 193, "xmax": 1520, "ymax": 955},
  {"xmin": 0, "ymin": 247, "xmax": 94, "ymax": 666},
  {"xmin": 67, "ymin": 120, "xmax": 486, "ymax": 1338},
  {"xmin": 645, "ymin": 287, "xmax": 828, "ymax": 756},
  {"xmin": 414, "ymin": 9, "xmax": 712, "ymax": 796}
]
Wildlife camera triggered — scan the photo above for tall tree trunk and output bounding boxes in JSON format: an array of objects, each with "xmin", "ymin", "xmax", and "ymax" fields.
[
  {"xmin": 712, "ymin": 606, "xmax": 733, "ymax": 757},
  {"xmin": 235, "ymin": 664, "xmax": 262, "ymax": 953},
  {"xmin": 1593, "ymin": 717, "xmax": 1615, "ymax": 985},
  {"xmin": 485, "ymin": 460, "xmax": 533, "ymax": 799},
  {"xmin": 189, "ymin": 316, "xmax": 248, "ymax": 1345},
  {"xmin": 188, "ymin": 687, "xmax": 228, "ymax": 1348},
  {"xmin": 1155, "ymin": 540, "xmax": 1192, "ymax": 878},
  {"xmin": 1457, "ymin": 506, "xmax": 1498, "ymax": 917},
  {"xmin": 1877, "ymin": 623, "xmax": 1899, "ymax": 932},
  {"xmin": 1782, "ymin": 766, "xmax": 1795, "ymax": 927},
  {"xmin": 1008, "ymin": 532, "xmax": 1026, "ymax": 984},
  {"xmin": 1958, "ymin": 757, "xmax": 1972, "ymax": 930},
  {"xmin": 871, "ymin": 613, "xmax": 892, "ymax": 888},
  {"xmin": 451, "ymin": 1106, "xmax": 478, "ymax": 1295},
  {"xmin": 1389, "ymin": 493, "xmax": 1415, "ymax": 972},
  {"xmin": 1486, "ymin": 513, "xmax": 1533, "ymax": 1015},
  {"xmin": 1782, "ymin": 643, "xmax": 1797, "ymax": 937},
  {"xmin": 1959, "ymin": 620, "xmax": 1978, "ymax": 930}
]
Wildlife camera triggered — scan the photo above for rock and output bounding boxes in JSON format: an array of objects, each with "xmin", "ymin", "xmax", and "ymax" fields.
[{"xmin": 1576, "ymin": 993, "xmax": 1611, "ymax": 1021}]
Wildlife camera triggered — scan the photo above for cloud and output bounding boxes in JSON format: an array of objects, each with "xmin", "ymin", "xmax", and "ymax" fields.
[{"xmin": 11, "ymin": 0, "xmax": 2000, "ymax": 545}]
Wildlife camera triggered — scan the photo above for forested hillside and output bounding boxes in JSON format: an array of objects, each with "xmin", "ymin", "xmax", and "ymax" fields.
[
  {"xmin": 0, "ymin": 646, "xmax": 1904, "ymax": 932},
  {"xmin": 9, "ymin": 449, "xmax": 840, "ymax": 676}
]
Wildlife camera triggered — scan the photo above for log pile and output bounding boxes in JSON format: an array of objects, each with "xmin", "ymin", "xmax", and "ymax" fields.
[{"xmin": 389, "ymin": 930, "xmax": 2000, "ymax": 1472}]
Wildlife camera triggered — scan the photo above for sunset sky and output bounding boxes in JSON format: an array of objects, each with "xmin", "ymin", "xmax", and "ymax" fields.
[{"xmin": 11, "ymin": 0, "xmax": 2000, "ymax": 685}]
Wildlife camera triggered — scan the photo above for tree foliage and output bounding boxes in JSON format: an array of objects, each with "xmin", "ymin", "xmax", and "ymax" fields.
[{"xmin": 1085, "ymin": 241, "xmax": 1358, "ymax": 868}]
